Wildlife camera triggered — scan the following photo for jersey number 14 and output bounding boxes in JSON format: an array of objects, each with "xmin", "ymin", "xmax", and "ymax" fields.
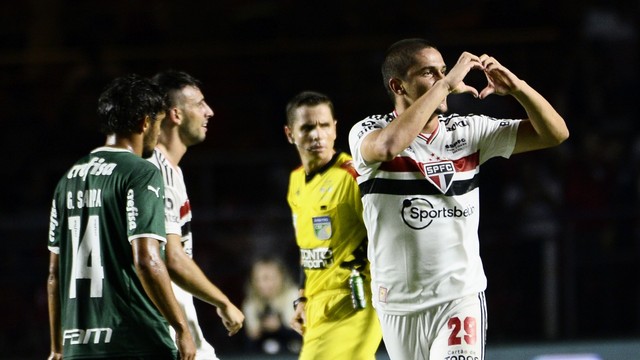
[{"xmin": 68, "ymin": 215, "xmax": 105, "ymax": 299}]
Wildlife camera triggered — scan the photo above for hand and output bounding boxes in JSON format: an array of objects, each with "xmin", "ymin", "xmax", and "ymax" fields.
[
  {"xmin": 478, "ymin": 54, "xmax": 523, "ymax": 98},
  {"xmin": 289, "ymin": 303, "xmax": 306, "ymax": 336},
  {"xmin": 217, "ymin": 303, "xmax": 245, "ymax": 336},
  {"xmin": 47, "ymin": 351, "xmax": 63, "ymax": 360},
  {"xmin": 444, "ymin": 51, "xmax": 483, "ymax": 97},
  {"xmin": 175, "ymin": 329, "xmax": 196, "ymax": 360}
]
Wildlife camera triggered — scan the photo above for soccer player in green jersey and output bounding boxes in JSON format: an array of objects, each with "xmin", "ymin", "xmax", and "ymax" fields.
[
  {"xmin": 284, "ymin": 91, "xmax": 382, "ymax": 359},
  {"xmin": 47, "ymin": 74, "xmax": 196, "ymax": 360}
]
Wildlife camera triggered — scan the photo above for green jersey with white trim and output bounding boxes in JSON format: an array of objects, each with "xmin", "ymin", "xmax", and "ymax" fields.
[{"xmin": 48, "ymin": 147, "xmax": 176, "ymax": 359}]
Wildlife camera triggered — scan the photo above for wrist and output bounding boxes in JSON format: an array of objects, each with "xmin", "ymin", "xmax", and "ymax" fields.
[
  {"xmin": 436, "ymin": 79, "xmax": 453, "ymax": 94},
  {"xmin": 292, "ymin": 296, "xmax": 307, "ymax": 310}
]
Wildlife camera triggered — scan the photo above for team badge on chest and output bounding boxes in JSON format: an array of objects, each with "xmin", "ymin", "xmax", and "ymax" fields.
[
  {"xmin": 312, "ymin": 216, "xmax": 332, "ymax": 240},
  {"xmin": 422, "ymin": 160, "xmax": 455, "ymax": 194}
]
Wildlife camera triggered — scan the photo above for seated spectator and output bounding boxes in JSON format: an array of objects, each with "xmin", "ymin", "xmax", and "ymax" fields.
[{"xmin": 242, "ymin": 255, "xmax": 301, "ymax": 355}]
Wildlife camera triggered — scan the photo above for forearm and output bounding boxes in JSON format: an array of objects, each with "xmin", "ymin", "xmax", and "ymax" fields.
[
  {"xmin": 168, "ymin": 255, "xmax": 232, "ymax": 309},
  {"xmin": 512, "ymin": 80, "xmax": 569, "ymax": 152},
  {"xmin": 47, "ymin": 269, "xmax": 62, "ymax": 354},
  {"xmin": 134, "ymin": 243, "xmax": 190, "ymax": 334},
  {"xmin": 364, "ymin": 81, "xmax": 450, "ymax": 162}
]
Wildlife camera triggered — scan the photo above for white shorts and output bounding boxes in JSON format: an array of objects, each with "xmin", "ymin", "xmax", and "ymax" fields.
[{"xmin": 377, "ymin": 292, "xmax": 487, "ymax": 360}]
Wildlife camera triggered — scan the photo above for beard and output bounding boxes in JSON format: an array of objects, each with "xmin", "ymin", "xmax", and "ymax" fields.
[{"xmin": 180, "ymin": 126, "xmax": 206, "ymax": 147}]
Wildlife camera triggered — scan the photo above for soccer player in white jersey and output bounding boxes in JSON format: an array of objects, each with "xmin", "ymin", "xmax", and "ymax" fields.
[
  {"xmin": 348, "ymin": 38, "xmax": 569, "ymax": 360},
  {"xmin": 148, "ymin": 70, "xmax": 244, "ymax": 359}
]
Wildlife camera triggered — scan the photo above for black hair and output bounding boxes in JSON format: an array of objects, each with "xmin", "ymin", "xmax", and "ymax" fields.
[
  {"xmin": 285, "ymin": 90, "xmax": 335, "ymax": 127},
  {"xmin": 381, "ymin": 38, "xmax": 437, "ymax": 101},
  {"xmin": 96, "ymin": 74, "xmax": 166, "ymax": 135},
  {"xmin": 151, "ymin": 70, "xmax": 202, "ymax": 108}
]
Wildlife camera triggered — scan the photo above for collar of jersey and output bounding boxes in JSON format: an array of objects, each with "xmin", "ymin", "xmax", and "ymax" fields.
[
  {"xmin": 392, "ymin": 110, "xmax": 441, "ymax": 144},
  {"xmin": 91, "ymin": 146, "xmax": 132, "ymax": 153},
  {"xmin": 305, "ymin": 151, "xmax": 340, "ymax": 183}
]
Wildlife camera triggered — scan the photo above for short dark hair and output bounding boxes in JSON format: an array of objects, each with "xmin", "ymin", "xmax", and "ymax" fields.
[
  {"xmin": 381, "ymin": 38, "xmax": 437, "ymax": 100},
  {"xmin": 285, "ymin": 90, "xmax": 335, "ymax": 127},
  {"xmin": 151, "ymin": 70, "xmax": 202, "ymax": 107},
  {"xmin": 96, "ymin": 74, "xmax": 166, "ymax": 135}
]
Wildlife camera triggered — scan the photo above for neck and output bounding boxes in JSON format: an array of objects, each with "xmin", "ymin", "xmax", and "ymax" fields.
[
  {"xmin": 105, "ymin": 134, "xmax": 140, "ymax": 155},
  {"xmin": 157, "ymin": 131, "xmax": 187, "ymax": 167},
  {"xmin": 301, "ymin": 149, "xmax": 336, "ymax": 175}
]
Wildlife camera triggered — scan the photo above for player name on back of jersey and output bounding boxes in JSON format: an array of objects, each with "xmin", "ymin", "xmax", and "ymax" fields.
[
  {"xmin": 66, "ymin": 189, "xmax": 103, "ymax": 210},
  {"xmin": 64, "ymin": 156, "xmax": 115, "ymax": 210}
]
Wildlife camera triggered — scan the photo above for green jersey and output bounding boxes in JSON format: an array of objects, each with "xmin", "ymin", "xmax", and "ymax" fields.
[{"xmin": 48, "ymin": 147, "xmax": 177, "ymax": 359}]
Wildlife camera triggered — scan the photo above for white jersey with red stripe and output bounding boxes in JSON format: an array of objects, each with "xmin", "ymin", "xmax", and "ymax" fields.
[
  {"xmin": 148, "ymin": 148, "xmax": 219, "ymax": 360},
  {"xmin": 348, "ymin": 111, "xmax": 521, "ymax": 315},
  {"xmin": 149, "ymin": 148, "xmax": 193, "ymax": 255}
]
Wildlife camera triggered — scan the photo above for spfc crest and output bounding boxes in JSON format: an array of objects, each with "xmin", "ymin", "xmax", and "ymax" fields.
[
  {"xmin": 422, "ymin": 161, "xmax": 455, "ymax": 194},
  {"xmin": 312, "ymin": 216, "xmax": 332, "ymax": 240}
]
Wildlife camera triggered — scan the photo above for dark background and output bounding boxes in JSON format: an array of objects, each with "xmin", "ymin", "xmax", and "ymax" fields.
[{"xmin": 2, "ymin": 0, "xmax": 638, "ymax": 358}]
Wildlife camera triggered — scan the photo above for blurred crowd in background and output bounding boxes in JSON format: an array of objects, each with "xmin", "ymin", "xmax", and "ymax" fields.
[{"xmin": 1, "ymin": 0, "xmax": 638, "ymax": 358}]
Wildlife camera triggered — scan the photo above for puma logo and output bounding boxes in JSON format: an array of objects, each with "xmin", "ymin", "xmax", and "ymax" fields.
[{"xmin": 147, "ymin": 185, "xmax": 160, "ymax": 198}]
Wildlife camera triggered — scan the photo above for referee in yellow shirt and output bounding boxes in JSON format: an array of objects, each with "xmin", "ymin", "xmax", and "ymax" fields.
[{"xmin": 284, "ymin": 91, "xmax": 382, "ymax": 360}]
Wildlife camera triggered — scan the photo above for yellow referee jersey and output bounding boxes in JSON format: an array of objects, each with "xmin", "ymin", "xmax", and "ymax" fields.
[
  {"xmin": 287, "ymin": 152, "xmax": 381, "ymax": 360},
  {"xmin": 287, "ymin": 152, "xmax": 367, "ymax": 296}
]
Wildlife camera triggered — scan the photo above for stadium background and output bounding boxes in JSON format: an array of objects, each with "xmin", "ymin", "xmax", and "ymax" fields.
[{"xmin": 1, "ymin": 0, "xmax": 638, "ymax": 358}]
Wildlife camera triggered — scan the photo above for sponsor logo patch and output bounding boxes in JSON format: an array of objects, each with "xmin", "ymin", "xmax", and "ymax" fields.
[
  {"xmin": 312, "ymin": 216, "xmax": 332, "ymax": 240},
  {"xmin": 444, "ymin": 138, "xmax": 467, "ymax": 153},
  {"xmin": 63, "ymin": 327, "xmax": 113, "ymax": 345},
  {"xmin": 378, "ymin": 286, "xmax": 388, "ymax": 303},
  {"xmin": 401, "ymin": 198, "xmax": 476, "ymax": 230},
  {"xmin": 300, "ymin": 247, "xmax": 334, "ymax": 269},
  {"xmin": 147, "ymin": 185, "xmax": 160, "ymax": 198}
]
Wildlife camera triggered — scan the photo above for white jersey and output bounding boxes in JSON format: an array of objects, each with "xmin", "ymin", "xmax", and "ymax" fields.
[
  {"xmin": 149, "ymin": 148, "xmax": 219, "ymax": 360},
  {"xmin": 348, "ymin": 111, "xmax": 520, "ymax": 315}
]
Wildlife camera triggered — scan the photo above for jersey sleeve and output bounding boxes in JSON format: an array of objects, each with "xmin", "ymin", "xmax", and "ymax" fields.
[
  {"xmin": 286, "ymin": 170, "xmax": 298, "ymax": 230},
  {"xmin": 341, "ymin": 158, "xmax": 364, "ymax": 217},
  {"xmin": 127, "ymin": 163, "xmax": 167, "ymax": 244},
  {"xmin": 472, "ymin": 115, "xmax": 521, "ymax": 164},
  {"xmin": 348, "ymin": 116, "xmax": 387, "ymax": 176},
  {"xmin": 47, "ymin": 188, "xmax": 63, "ymax": 254}
]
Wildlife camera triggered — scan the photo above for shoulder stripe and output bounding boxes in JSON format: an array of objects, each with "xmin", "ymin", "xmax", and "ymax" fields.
[
  {"xmin": 163, "ymin": 164, "xmax": 174, "ymax": 187},
  {"xmin": 339, "ymin": 160, "xmax": 359, "ymax": 180},
  {"xmin": 150, "ymin": 149, "xmax": 175, "ymax": 187}
]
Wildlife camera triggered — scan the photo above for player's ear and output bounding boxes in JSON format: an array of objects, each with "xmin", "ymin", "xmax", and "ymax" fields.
[
  {"xmin": 389, "ymin": 78, "xmax": 405, "ymax": 95},
  {"xmin": 168, "ymin": 107, "xmax": 181, "ymax": 124},
  {"xmin": 139, "ymin": 115, "xmax": 151, "ymax": 133},
  {"xmin": 284, "ymin": 125, "xmax": 295, "ymax": 144}
]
